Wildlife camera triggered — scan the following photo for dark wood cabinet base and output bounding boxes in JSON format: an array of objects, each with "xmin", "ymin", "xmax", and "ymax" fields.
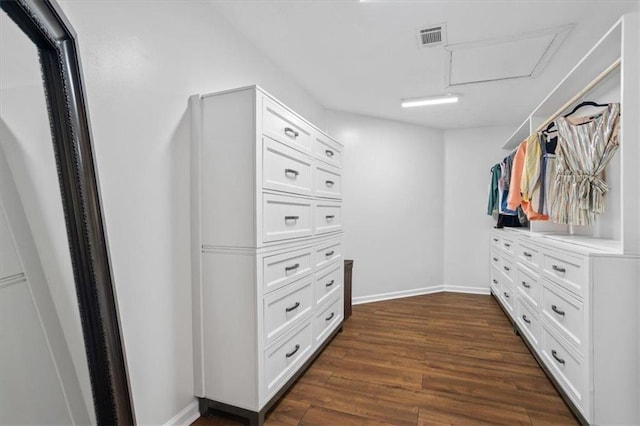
[
  {"xmin": 198, "ymin": 321, "xmax": 343, "ymax": 426},
  {"xmin": 344, "ymin": 260, "xmax": 353, "ymax": 320}
]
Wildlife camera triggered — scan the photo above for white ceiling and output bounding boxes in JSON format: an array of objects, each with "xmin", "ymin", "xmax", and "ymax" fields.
[{"xmin": 210, "ymin": 0, "xmax": 639, "ymax": 130}]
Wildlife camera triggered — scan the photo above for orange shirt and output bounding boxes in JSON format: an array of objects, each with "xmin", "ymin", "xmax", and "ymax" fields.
[
  {"xmin": 507, "ymin": 136, "xmax": 549, "ymax": 221},
  {"xmin": 507, "ymin": 140, "xmax": 526, "ymax": 211}
]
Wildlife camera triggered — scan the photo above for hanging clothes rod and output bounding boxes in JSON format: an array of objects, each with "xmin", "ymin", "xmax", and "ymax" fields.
[{"xmin": 535, "ymin": 58, "xmax": 621, "ymax": 133}]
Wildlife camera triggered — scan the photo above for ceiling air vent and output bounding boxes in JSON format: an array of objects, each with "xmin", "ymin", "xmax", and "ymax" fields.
[{"xmin": 417, "ymin": 23, "xmax": 446, "ymax": 48}]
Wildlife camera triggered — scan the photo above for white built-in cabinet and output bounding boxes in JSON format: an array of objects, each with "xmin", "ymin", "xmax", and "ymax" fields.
[
  {"xmin": 490, "ymin": 13, "xmax": 639, "ymax": 425},
  {"xmin": 490, "ymin": 229, "xmax": 638, "ymax": 424},
  {"xmin": 189, "ymin": 86, "xmax": 344, "ymax": 424}
]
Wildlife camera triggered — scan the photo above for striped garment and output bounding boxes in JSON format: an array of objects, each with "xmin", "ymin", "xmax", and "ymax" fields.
[{"xmin": 549, "ymin": 103, "xmax": 620, "ymax": 225}]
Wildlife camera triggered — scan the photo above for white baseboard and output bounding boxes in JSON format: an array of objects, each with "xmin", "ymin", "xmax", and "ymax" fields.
[
  {"xmin": 164, "ymin": 400, "xmax": 200, "ymax": 426},
  {"xmin": 352, "ymin": 285, "xmax": 445, "ymax": 305},
  {"xmin": 442, "ymin": 285, "xmax": 491, "ymax": 295},
  {"xmin": 352, "ymin": 284, "xmax": 490, "ymax": 305}
]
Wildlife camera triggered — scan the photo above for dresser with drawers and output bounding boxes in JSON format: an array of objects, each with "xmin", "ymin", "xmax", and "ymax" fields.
[
  {"xmin": 190, "ymin": 86, "xmax": 344, "ymax": 425},
  {"xmin": 490, "ymin": 228, "xmax": 639, "ymax": 425}
]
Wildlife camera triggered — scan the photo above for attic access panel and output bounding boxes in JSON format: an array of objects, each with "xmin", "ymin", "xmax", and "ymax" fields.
[{"xmin": 445, "ymin": 26, "xmax": 572, "ymax": 87}]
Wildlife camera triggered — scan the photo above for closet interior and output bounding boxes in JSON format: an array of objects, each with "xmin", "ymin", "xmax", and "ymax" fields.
[
  {"xmin": 3, "ymin": 2, "xmax": 639, "ymax": 426},
  {"xmin": 488, "ymin": 13, "xmax": 639, "ymax": 425}
]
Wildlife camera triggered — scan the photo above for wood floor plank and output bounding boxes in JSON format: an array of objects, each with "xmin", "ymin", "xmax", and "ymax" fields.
[
  {"xmin": 294, "ymin": 364, "xmax": 333, "ymax": 387},
  {"xmin": 527, "ymin": 409, "xmax": 580, "ymax": 425},
  {"xmin": 264, "ymin": 399, "xmax": 310, "ymax": 425},
  {"xmin": 287, "ymin": 382, "xmax": 419, "ymax": 425},
  {"xmin": 192, "ymin": 292, "xmax": 578, "ymax": 426},
  {"xmin": 418, "ymin": 399, "xmax": 531, "ymax": 426},
  {"xmin": 313, "ymin": 356, "xmax": 424, "ymax": 389},
  {"xmin": 299, "ymin": 406, "xmax": 398, "ymax": 426}
]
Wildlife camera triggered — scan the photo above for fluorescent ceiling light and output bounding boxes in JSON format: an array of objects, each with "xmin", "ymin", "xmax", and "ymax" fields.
[{"xmin": 401, "ymin": 95, "xmax": 459, "ymax": 108}]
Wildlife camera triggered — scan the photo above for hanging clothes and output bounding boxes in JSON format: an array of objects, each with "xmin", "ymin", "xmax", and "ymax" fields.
[
  {"xmin": 499, "ymin": 160, "xmax": 518, "ymax": 215},
  {"xmin": 506, "ymin": 139, "xmax": 527, "ymax": 211},
  {"xmin": 520, "ymin": 133, "xmax": 548, "ymax": 221},
  {"xmin": 487, "ymin": 164, "xmax": 501, "ymax": 215},
  {"xmin": 503, "ymin": 154, "xmax": 513, "ymax": 192},
  {"xmin": 549, "ymin": 103, "xmax": 620, "ymax": 225},
  {"xmin": 488, "ymin": 156, "xmax": 526, "ymax": 228},
  {"xmin": 537, "ymin": 128, "xmax": 558, "ymax": 215}
]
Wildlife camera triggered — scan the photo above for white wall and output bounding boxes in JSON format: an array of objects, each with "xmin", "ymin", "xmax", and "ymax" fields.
[
  {"xmin": 55, "ymin": 2, "xmax": 326, "ymax": 424},
  {"xmin": 326, "ymin": 110, "xmax": 444, "ymax": 303},
  {"xmin": 442, "ymin": 126, "xmax": 514, "ymax": 291}
]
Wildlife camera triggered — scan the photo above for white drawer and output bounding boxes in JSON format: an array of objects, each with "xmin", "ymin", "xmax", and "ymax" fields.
[
  {"xmin": 263, "ymin": 193, "xmax": 313, "ymax": 243},
  {"xmin": 490, "ymin": 266, "xmax": 500, "ymax": 294},
  {"xmin": 314, "ymin": 200, "xmax": 342, "ymax": 235},
  {"xmin": 313, "ymin": 132, "xmax": 342, "ymax": 168},
  {"xmin": 518, "ymin": 240, "xmax": 542, "ymax": 271},
  {"xmin": 263, "ymin": 277, "xmax": 313, "ymax": 344},
  {"xmin": 490, "ymin": 249, "xmax": 501, "ymax": 270},
  {"xmin": 501, "ymin": 254, "xmax": 516, "ymax": 284},
  {"xmin": 313, "ymin": 297, "xmax": 343, "ymax": 347},
  {"xmin": 516, "ymin": 265, "xmax": 541, "ymax": 309},
  {"xmin": 501, "ymin": 235, "xmax": 516, "ymax": 256},
  {"xmin": 516, "ymin": 297, "xmax": 541, "ymax": 347},
  {"xmin": 541, "ymin": 326, "xmax": 585, "ymax": 410},
  {"xmin": 542, "ymin": 251, "xmax": 585, "ymax": 296},
  {"xmin": 264, "ymin": 321, "xmax": 312, "ymax": 398},
  {"xmin": 315, "ymin": 238, "xmax": 343, "ymax": 269},
  {"xmin": 262, "ymin": 246, "xmax": 313, "ymax": 294},
  {"xmin": 263, "ymin": 98, "xmax": 311, "ymax": 154},
  {"xmin": 314, "ymin": 261, "xmax": 343, "ymax": 307},
  {"xmin": 490, "ymin": 232, "xmax": 502, "ymax": 249},
  {"xmin": 499, "ymin": 281, "xmax": 515, "ymax": 313},
  {"xmin": 542, "ymin": 281, "xmax": 584, "ymax": 352},
  {"xmin": 262, "ymin": 137, "xmax": 312, "ymax": 196},
  {"xmin": 314, "ymin": 163, "xmax": 342, "ymax": 199}
]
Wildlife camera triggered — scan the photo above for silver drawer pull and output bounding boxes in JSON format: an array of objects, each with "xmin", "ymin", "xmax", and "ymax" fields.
[
  {"xmin": 284, "ymin": 215, "xmax": 299, "ymax": 222},
  {"xmin": 284, "ymin": 127, "xmax": 299, "ymax": 139},
  {"xmin": 522, "ymin": 315, "xmax": 531, "ymax": 324},
  {"xmin": 325, "ymin": 312, "xmax": 335, "ymax": 321},
  {"xmin": 325, "ymin": 251, "xmax": 335, "ymax": 257},
  {"xmin": 523, "ymin": 252, "xmax": 532, "ymax": 258},
  {"xmin": 325, "ymin": 149, "xmax": 334, "ymax": 157},
  {"xmin": 326, "ymin": 215, "xmax": 335, "ymax": 221},
  {"xmin": 325, "ymin": 180, "xmax": 334, "ymax": 187},
  {"xmin": 493, "ymin": 238, "xmax": 498, "ymax": 242},
  {"xmin": 284, "ymin": 168, "xmax": 299, "ymax": 177},
  {"xmin": 503, "ymin": 266, "xmax": 510, "ymax": 272},
  {"xmin": 504, "ymin": 243, "xmax": 511, "ymax": 248},
  {"xmin": 285, "ymin": 302, "xmax": 300, "ymax": 313},
  {"xmin": 285, "ymin": 344, "xmax": 300, "ymax": 358},
  {"xmin": 522, "ymin": 281, "xmax": 531, "ymax": 289},
  {"xmin": 551, "ymin": 349, "xmax": 565, "ymax": 365},
  {"xmin": 492, "ymin": 279, "xmax": 498, "ymax": 284},
  {"xmin": 552, "ymin": 265, "xmax": 566, "ymax": 273},
  {"xmin": 503, "ymin": 292, "xmax": 510, "ymax": 298},
  {"xmin": 325, "ymin": 280, "xmax": 335, "ymax": 288},
  {"xmin": 492, "ymin": 257, "xmax": 498, "ymax": 262},
  {"xmin": 285, "ymin": 263, "xmax": 300, "ymax": 272},
  {"xmin": 551, "ymin": 305, "xmax": 565, "ymax": 316}
]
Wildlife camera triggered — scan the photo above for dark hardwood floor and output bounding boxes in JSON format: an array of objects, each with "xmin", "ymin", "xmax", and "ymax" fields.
[{"xmin": 193, "ymin": 292, "xmax": 578, "ymax": 425}]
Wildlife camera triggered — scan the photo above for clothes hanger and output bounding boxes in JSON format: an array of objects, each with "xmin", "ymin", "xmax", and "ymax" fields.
[
  {"xmin": 541, "ymin": 121, "xmax": 556, "ymax": 134},
  {"xmin": 563, "ymin": 100, "xmax": 608, "ymax": 117}
]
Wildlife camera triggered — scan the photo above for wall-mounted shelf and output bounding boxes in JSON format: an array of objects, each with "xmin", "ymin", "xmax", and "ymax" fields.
[
  {"xmin": 502, "ymin": 17, "xmax": 623, "ymax": 150},
  {"xmin": 497, "ymin": 12, "xmax": 639, "ymax": 255}
]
